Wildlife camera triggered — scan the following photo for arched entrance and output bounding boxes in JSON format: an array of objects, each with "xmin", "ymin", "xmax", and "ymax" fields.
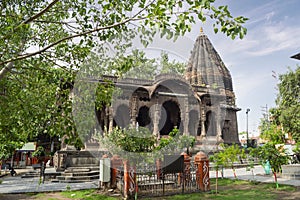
[{"xmin": 159, "ymin": 100, "xmax": 181, "ymax": 135}]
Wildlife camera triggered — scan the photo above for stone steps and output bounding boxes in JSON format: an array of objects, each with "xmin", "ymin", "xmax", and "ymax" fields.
[
  {"xmin": 62, "ymin": 171, "xmax": 99, "ymax": 177},
  {"xmin": 21, "ymin": 171, "xmax": 40, "ymax": 178},
  {"xmin": 55, "ymin": 174, "xmax": 99, "ymax": 181},
  {"xmin": 21, "ymin": 170, "xmax": 62, "ymax": 179},
  {"xmin": 51, "ymin": 166, "xmax": 100, "ymax": 183},
  {"xmin": 66, "ymin": 166, "xmax": 99, "ymax": 172}
]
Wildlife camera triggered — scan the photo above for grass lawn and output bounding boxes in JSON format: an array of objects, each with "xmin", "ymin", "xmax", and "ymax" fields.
[
  {"xmin": 0, "ymin": 178, "xmax": 298, "ymax": 200},
  {"xmin": 142, "ymin": 178, "xmax": 298, "ymax": 200}
]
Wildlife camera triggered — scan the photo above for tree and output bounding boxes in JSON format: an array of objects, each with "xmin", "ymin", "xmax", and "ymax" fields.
[
  {"xmin": 209, "ymin": 151, "xmax": 225, "ymax": 194},
  {"xmin": 250, "ymin": 143, "xmax": 289, "ymax": 188},
  {"xmin": 210, "ymin": 143, "xmax": 246, "ymax": 193},
  {"xmin": 160, "ymin": 51, "xmax": 185, "ymax": 75},
  {"xmin": 0, "ymin": 66, "xmax": 77, "ymax": 159},
  {"xmin": 101, "ymin": 127, "xmax": 195, "ymax": 164},
  {"xmin": 275, "ymin": 66, "xmax": 300, "ymax": 142},
  {"xmin": 155, "ymin": 127, "xmax": 195, "ymax": 155},
  {"xmin": 260, "ymin": 123, "xmax": 285, "ymax": 145},
  {"xmin": 1, "ymin": 0, "xmax": 248, "ymax": 157},
  {"xmin": 260, "ymin": 66, "xmax": 300, "ymax": 143},
  {"xmin": 124, "ymin": 50, "xmax": 186, "ymax": 79},
  {"xmin": 0, "ymin": 0, "xmax": 248, "ymax": 80},
  {"xmin": 122, "ymin": 50, "xmax": 159, "ymax": 79},
  {"xmin": 220, "ymin": 144, "xmax": 245, "ymax": 179}
]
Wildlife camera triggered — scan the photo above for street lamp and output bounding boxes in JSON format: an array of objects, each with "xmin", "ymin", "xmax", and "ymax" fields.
[{"xmin": 246, "ymin": 108, "xmax": 250, "ymax": 147}]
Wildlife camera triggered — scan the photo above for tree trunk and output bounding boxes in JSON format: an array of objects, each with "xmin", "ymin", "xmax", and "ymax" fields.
[{"xmin": 273, "ymin": 172, "xmax": 279, "ymax": 189}]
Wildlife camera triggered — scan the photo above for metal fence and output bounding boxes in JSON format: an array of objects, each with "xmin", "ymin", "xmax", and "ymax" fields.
[{"xmin": 116, "ymin": 158, "xmax": 207, "ymax": 198}]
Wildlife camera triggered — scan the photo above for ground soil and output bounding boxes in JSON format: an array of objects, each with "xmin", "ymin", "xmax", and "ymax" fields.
[
  {"xmin": 0, "ymin": 184, "xmax": 299, "ymax": 200},
  {"xmin": 218, "ymin": 183, "xmax": 300, "ymax": 200}
]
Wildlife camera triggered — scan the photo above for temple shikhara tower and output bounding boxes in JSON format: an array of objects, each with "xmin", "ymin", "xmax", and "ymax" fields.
[{"xmin": 96, "ymin": 30, "xmax": 241, "ymax": 152}]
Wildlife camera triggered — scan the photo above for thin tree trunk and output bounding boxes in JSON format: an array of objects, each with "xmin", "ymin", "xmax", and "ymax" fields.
[
  {"xmin": 216, "ymin": 169, "xmax": 218, "ymax": 194},
  {"xmin": 273, "ymin": 172, "xmax": 279, "ymax": 189},
  {"xmin": 232, "ymin": 167, "xmax": 237, "ymax": 179}
]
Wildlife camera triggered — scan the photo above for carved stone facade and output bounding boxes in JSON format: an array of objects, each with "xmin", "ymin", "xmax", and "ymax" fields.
[{"xmin": 96, "ymin": 32, "xmax": 241, "ymax": 152}]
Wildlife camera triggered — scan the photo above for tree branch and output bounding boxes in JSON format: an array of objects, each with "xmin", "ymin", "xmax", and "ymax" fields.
[
  {"xmin": 23, "ymin": 0, "xmax": 60, "ymax": 24},
  {"xmin": 0, "ymin": 62, "xmax": 14, "ymax": 80},
  {"xmin": 0, "ymin": 0, "xmax": 168, "ymax": 79},
  {"xmin": 0, "ymin": 16, "xmax": 147, "ymax": 67},
  {"xmin": 0, "ymin": 0, "xmax": 60, "ymax": 79}
]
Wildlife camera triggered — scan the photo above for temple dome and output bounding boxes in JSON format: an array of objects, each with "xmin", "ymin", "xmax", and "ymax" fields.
[{"xmin": 185, "ymin": 30, "xmax": 233, "ymax": 91}]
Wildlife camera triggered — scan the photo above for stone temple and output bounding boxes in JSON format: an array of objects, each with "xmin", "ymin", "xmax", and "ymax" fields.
[{"xmin": 95, "ymin": 30, "xmax": 241, "ymax": 152}]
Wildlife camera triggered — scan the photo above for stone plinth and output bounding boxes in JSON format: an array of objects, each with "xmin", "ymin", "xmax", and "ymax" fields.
[
  {"xmin": 282, "ymin": 164, "xmax": 300, "ymax": 180},
  {"xmin": 53, "ymin": 150, "xmax": 106, "ymax": 171}
]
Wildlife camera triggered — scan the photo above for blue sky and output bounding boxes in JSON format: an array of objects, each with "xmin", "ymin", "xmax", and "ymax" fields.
[{"xmin": 185, "ymin": 0, "xmax": 300, "ymax": 135}]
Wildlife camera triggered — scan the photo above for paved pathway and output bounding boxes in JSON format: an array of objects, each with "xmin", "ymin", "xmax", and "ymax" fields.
[
  {"xmin": 0, "ymin": 165, "xmax": 299, "ymax": 194},
  {"xmin": 0, "ymin": 167, "xmax": 98, "ymax": 194},
  {"xmin": 209, "ymin": 165, "xmax": 300, "ymax": 187}
]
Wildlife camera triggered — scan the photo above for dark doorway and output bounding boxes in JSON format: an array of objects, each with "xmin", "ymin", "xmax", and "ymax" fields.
[
  {"xmin": 221, "ymin": 120, "xmax": 230, "ymax": 141},
  {"xmin": 205, "ymin": 111, "xmax": 216, "ymax": 136},
  {"xmin": 188, "ymin": 110, "xmax": 200, "ymax": 136},
  {"xmin": 159, "ymin": 100, "xmax": 181, "ymax": 135},
  {"xmin": 136, "ymin": 106, "xmax": 151, "ymax": 127},
  {"xmin": 114, "ymin": 104, "xmax": 130, "ymax": 128}
]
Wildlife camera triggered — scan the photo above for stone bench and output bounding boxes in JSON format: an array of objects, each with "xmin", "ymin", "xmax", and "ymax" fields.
[{"xmin": 282, "ymin": 164, "xmax": 300, "ymax": 180}]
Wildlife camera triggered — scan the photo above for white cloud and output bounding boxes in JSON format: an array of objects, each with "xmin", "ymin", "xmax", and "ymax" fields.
[
  {"xmin": 247, "ymin": 25, "xmax": 300, "ymax": 56},
  {"xmin": 214, "ymin": 24, "xmax": 300, "ymax": 58},
  {"xmin": 265, "ymin": 11, "xmax": 275, "ymax": 22}
]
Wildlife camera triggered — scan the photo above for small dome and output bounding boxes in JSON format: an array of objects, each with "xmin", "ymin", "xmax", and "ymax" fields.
[{"xmin": 185, "ymin": 31, "xmax": 233, "ymax": 91}]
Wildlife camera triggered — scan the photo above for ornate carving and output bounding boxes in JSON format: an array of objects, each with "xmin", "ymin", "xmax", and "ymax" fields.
[
  {"xmin": 202, "ymin": 160, "xmax": 210, "ymax": 191},
  {"xmin": 128, "ymin": 166, "xmax": 136, "ymax": 194}
]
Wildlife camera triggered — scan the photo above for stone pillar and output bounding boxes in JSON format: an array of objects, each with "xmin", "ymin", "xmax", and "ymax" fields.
[
  {"xmin": 200, "ymin": 109, "xmax": 206, "ymax": 138},
  {"xmin": 104, "ymin": 106, "xmax": 109, "ymax": 135},
  {"xmin": 130, "ymin": 95, "xmax": 138, "ymax": 127},
  {"xmin": 178, "ymin": 152, "xmax": 191, "ymax": 185},
  {"xmin": 194, "ymin": 151, "xmax": 210, "ymax": 192},
  {"xmin": 153, "ymin": 102, "xmax": 161, "ymax": 138},
  {"xmin": 123, "ymin": 160, "xmax": 136, "ymax": 199},
  {"xmin": 110, "ymin": 155, "xmax": 122, "ymax": 188},
  {"xmin": 183, "ymin": 98, "xmax": 189, "ymax": 136},
  {"xmin": 216, "ymin": 108, "xmax": 223, "ymax": 142}
]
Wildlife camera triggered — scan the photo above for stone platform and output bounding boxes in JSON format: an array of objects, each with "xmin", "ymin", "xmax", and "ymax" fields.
[{"xmin": 282, "ymin": 164, "xmax": 300, "ymax": 180}]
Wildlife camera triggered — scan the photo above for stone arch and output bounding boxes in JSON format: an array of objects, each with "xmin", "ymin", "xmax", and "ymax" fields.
[
  {"xmin": 114, "ymin": 104, "xmax": 130, "ymax": 128},
  {"xmin": 205, "ymin": 111, "xmax": 216, "ymax": 136},
  {"xmin": 150, "ymin": 78, "xmax": 192, "ymax": 99},
  {"xmin": 159, "ymin": 100, "xmax": 181, "ymax": 135},
  {"xmin": 132, "ymin": 87, "xmax": 151, "ymax": 101}
]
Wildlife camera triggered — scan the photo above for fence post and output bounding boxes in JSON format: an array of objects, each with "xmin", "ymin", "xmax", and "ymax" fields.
[
  {"xmin": 111, "ymin": 155, "xmax": 122, "ymax": 188},
  {"xmin": 123, "ymin": 160, "xmax": 136, "ymax": 199},
  {"xmin": 194, "ymin": 151, "xmax": 210, "ymax": 192},
  {"xmin": 156, "ymin": 159, "xmax": 162, "ymax": 180},
  {"xmin": 178, "ymin": 152, "xmax": 190, "ymax": 187}
]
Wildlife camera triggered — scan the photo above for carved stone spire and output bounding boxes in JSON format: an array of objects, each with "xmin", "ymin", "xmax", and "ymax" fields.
[{"xmin": 185, "ymin": 31, "xmax": 233, "ymax": 91}]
